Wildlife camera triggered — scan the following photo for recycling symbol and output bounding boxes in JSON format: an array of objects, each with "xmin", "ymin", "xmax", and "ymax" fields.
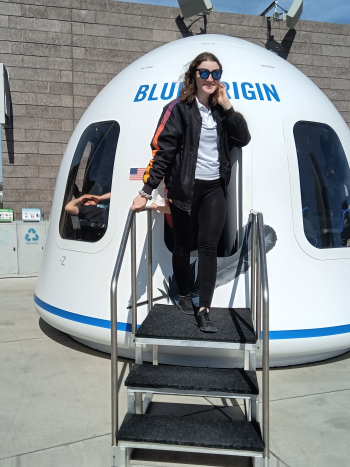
[{"xmin": 25, "ymin": 228, "xmax": 39, "ymax": 242}]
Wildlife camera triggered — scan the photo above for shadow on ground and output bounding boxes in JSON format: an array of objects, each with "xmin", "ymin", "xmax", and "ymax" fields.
[
  {"xmin": 39, "ymin": 317, "xmax": 111, "ymax": 360},
  {"xmin": 271, "ymin": 348, "xmax": 350, "ymax": 372}
]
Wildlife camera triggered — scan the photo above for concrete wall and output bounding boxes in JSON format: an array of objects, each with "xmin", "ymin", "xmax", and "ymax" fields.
[{"xmin": 1, "ymin": 0, "xmax": 350, "ymax": 219}]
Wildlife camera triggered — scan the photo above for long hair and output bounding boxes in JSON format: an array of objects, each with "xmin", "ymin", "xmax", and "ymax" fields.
[{"xmin": 180, "ymin": 52, "xmax": 223, "ymax": 107}]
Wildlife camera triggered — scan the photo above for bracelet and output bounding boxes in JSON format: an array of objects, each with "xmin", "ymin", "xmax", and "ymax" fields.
[{"xmin": 138, "ymin": 189, "xmax": 152, "ymax": 200}]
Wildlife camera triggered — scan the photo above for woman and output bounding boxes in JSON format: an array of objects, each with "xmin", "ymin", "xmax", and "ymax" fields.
[{"xmin": 131, "ymin": 52, "xmax": 251, "ymax": 332}]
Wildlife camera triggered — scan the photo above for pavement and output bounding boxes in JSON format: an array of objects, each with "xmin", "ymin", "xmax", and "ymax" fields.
[{"xmin": 0, "ymin": 277, "xmax": 349, "ymax": 467}]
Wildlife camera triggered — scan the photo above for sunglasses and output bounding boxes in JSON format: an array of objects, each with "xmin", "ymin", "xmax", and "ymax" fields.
[{"xmin": 196, "ymin": 68, "xmax": 223, "ymax": 80}]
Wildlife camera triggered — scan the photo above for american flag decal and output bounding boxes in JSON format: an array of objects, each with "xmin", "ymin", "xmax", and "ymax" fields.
[{"xmin": 129, "ymin": 168, "xmax": 145, "ymax": 181}]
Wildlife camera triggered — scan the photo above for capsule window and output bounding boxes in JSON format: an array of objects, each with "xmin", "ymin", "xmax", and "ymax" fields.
[
  {"xmin": 294, "ymin": 121, "xmax": 350, "ymax": 249},
  {"xmin": 59, "ymin": 121, "xmax": 120, "ymax": 242}
]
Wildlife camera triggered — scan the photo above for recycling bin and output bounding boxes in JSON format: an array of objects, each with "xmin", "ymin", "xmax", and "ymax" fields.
[
  {"xmin": 17, "ymin": 221, "xmax": 47, "ymax": 275},
  {"xmin": 0, "ymin": 223, "xmax": 18, "ymax": 275}
]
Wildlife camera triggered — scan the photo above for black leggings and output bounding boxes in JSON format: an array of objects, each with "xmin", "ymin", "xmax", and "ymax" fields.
[{"xmin": 170, "ymin": 178, "xmax": 227, "ymax": 309}]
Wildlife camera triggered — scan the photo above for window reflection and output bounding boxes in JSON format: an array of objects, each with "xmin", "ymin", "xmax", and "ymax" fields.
[
  {"xmin": 59, "ymin": 121, "xmax": 120, "ymax": 242},
  {"xmin": 294, "ymin": 121, "xmax": 350, "ymax": 248}
]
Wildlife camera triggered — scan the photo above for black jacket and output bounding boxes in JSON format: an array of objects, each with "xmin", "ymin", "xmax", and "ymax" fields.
[{"xmin": 142, "ymin": 98, "xmax": 251, "ymax": 211}]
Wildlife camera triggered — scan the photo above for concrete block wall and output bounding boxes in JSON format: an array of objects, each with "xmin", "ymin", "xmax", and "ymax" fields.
[{"xmin": 1, "ymin": 0, "xmax": 350, "ymax": 219}]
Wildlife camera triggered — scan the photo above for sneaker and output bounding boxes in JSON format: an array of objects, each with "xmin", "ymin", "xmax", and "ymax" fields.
[
  {"xmin": 195, "ymin": 309, "xmax": 217, "ymax": 333},
  {"xmin": 177, "ymin": 295, "xmax": 195, "ymax": 315}
]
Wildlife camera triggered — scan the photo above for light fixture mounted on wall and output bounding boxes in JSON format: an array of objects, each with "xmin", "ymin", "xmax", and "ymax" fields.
[
  {"xmin": 261, "ymin": 0, "xmax": 303, "ymax": 29},
  {"xmin": 177, "ymin": 0, "xmax": 214, "ymax": 19}
]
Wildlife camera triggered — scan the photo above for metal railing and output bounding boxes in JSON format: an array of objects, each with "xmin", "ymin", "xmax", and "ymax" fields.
[
  {"xmin": 110, "ymin": 208, "xmax": 153, "ymax": 446},
  {"xmin": 110, "ymin": 207, "xmax": 270, "ymax": 460},
  {"xmin": 250, "ymin": 210, "xmax": 270, "ymax": 463}
]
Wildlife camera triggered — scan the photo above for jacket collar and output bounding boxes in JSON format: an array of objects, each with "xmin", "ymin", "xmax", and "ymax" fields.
[
  {"xmin": 195, "ymin": 97, "xmax": 210, "ymax": 113},
  {"xmin": 192, "ymin": 98, "xmax": 223, "ymax": 121},
  {"xmin": 190, "ymin": 98, "xmax": 223, "ymax": 123}
]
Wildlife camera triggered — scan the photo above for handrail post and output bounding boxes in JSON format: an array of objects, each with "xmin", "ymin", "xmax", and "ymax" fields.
[
  {"xmin": 250, "ymin": 209, "xmax": 270, "ymax": 462},
  {"xmin": 111, "ymin": 277, "xmax": 118, "ymax": 446},
  {"xmin": 131, "ymin": 215, "xmax": 137, "ymax": 335},
  {"xmin": 111, "ymin": 209, "xmax": 135, "ymax": 447},
  {"xmin": 257, "ymin": 213, "xmax": 270, "ymax": 463},
  {"xmin": 147, "ymin": 209, "xmax": 153, "ymax": 312},
  {"xmin": 256, "ymin": 236, "xmax": 262, "ymax": 342},
  {"xmin": 250, "ymin": 213, "xmax": 257, "ymax": 329}
]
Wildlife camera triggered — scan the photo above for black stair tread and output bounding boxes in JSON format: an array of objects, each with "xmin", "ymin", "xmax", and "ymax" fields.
[
  {"xmin": 135, "ymin": 304, "xmax": 256, "ymax": 343},
  {"xmin": 125, "ymin": 364, "xmax": 259, "ymax": 395},
  {"xmin": 118, "ymin": 414, "xmax": 264, "ymax": 452}
]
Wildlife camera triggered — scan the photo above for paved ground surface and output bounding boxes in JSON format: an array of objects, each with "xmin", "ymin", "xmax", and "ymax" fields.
[{"xmin": 0, "ymin": 278, "xmax": 349, "ymax": 467}]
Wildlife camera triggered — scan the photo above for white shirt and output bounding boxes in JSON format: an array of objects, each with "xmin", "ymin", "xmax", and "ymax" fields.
[
  {"xmin": 146, "ymin": 180, "xmax": 166, "ymax": 207},
  {"xmin": 195, "ymin": 97, "xmax": 220, "ymax": 180}
]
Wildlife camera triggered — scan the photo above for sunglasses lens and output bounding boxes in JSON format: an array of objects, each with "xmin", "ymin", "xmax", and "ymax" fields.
[
  {"xmin": 199, "ymin": 70, "xmax": 210, "ymax": 79},
  {"xmin": 197, "ymin": 69, "xmax": 222, "ymax": 79}
]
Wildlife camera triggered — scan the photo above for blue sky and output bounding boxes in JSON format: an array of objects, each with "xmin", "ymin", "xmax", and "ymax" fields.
[{"xmin": 118, "ymin": 0, "xmax": 350, "ymax": 25}]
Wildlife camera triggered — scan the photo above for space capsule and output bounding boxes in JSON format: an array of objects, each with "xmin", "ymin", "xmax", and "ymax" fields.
[{"xmin": 34, "ymin": 34, "xmax": 350, "ymax": 367}]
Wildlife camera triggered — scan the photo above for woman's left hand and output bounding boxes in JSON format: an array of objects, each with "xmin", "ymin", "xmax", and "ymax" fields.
[
  {"xmin": 217, "ymin": 83, "xmax": 232, "ymax": 111},
  {"xmin": 89, "ymin": 195, "xmax": 100, "ymax": 203}
]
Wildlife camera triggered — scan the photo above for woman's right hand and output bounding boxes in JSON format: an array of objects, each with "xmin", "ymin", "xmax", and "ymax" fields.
[{"xmin": 131, "ymin": 194, "xmax": 148, "ymax": 212}]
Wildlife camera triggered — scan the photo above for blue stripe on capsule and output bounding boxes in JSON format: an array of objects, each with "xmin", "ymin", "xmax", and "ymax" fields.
[
  {"xmin": 34, "ymin": 294, "xmax": 135, "ymax": 331},
  {"xmin": 34, "ymin": 294, "xmax": 350, "ymax": 339}
]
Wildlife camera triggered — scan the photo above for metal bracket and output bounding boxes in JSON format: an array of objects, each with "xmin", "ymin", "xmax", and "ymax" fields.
[
  {"xmin": 153, "ymin": 344, "xmax": 159, "ymax": 365},
  {"xmin": 135, "ymin": 344, "xmax": 143, "ymax": 364},
  {"xmin": 272, "ymin": 11, "xmax": 286, "ymax": 21},
  {"xmin": 256, "ymin": 342, "xmax": 263, "ymax": 357},
  {"xmin": 110, "ymin": 446, "xmax": 119, "ymax": 467},
  {"xmin": 253, "ymin": 455, "xmax": 264, "ymax": 467},
  {"xmin": 142, "ymin": 392, "xmax": 154, "ymax": 414}
]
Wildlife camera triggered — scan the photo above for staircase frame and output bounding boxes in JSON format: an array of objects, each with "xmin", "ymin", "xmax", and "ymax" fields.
[{"xmin": 110, "ymin": 208, "xmax": 270, "ymax": 466}]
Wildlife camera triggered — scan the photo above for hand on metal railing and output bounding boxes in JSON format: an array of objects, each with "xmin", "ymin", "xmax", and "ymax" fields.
[{"xmin": 130, "ymin": 194, "xmax": 148, "ymax": 212}]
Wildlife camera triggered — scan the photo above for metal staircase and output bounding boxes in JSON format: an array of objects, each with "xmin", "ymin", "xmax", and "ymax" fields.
[{"xmin": 110, "ymin": 209, "xmax": 270, "ymax": 467}]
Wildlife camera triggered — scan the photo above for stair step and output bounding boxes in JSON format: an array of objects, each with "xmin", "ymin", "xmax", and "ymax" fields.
[
  {"xmin": 125, "ymin": 364, "xmax": 259, "ymax": 396},
  {"xmin": 118, "ymin": 414, "xmax": 264, "ymax": 453},
  {"xmin": 135, "ymin": 305, "xmax": 256, "ymax": 345}
]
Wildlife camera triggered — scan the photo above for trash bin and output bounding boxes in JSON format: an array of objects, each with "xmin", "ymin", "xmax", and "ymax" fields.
[
  {"xmin": 0, "ymin": 223, "xmax": 18, "ymax": 275},
  {"xmin": 17, "ymin": 221, "xmax": 47, "ymax": 275}
]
